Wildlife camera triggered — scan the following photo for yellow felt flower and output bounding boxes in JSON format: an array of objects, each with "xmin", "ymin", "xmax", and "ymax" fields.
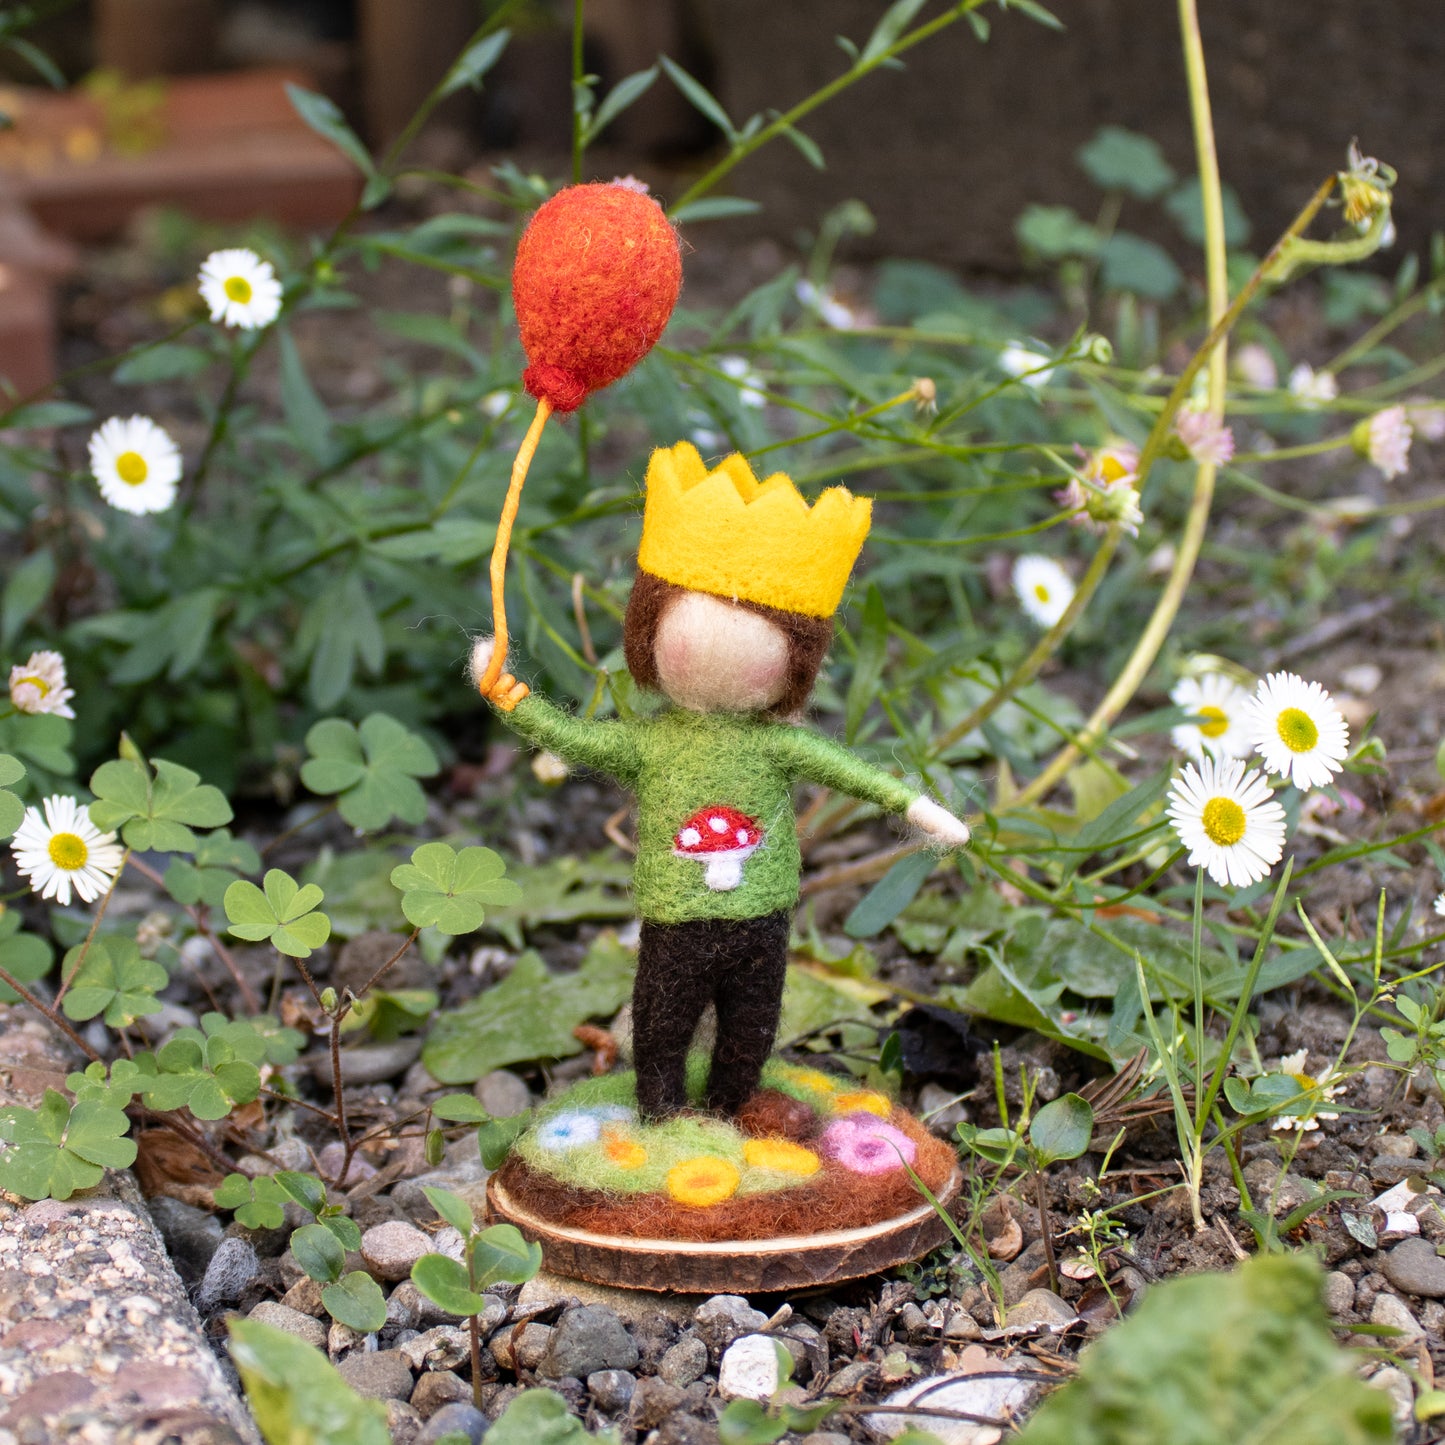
[
  {"xmin": 604, "ymin": 1132, "xmax": 648, "ymax": 1170},
  {"xmin": 743, "ymin": 1138, "xmax": 820, "ymax": 1176},
  {"xmin": 666, "ymin": 1156, "xmax": 740, "ymax": 1207},
  {"xmin": 834, "ymin": 1091, "xmax": 891, "ymax": 1118},
  {"xmin": 781, "ymin": 1065, "xmax": 838, "ymax": 1095}
]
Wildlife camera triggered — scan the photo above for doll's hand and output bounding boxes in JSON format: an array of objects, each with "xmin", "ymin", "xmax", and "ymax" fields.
[
  {"xmin": 907, "ymin": 796, "xmax": 970, "ymax": 849},
  {"xmin": 469, "ymin": 636, "xmax": 530, "ymax": 712}
]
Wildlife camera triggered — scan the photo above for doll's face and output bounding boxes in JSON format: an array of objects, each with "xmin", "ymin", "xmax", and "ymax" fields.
[{"xmin": 654, "ymin": 591, "xmax": 790, "ymax": 713}]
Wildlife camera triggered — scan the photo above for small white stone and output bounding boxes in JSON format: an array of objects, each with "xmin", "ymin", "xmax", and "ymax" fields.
[
  {"xmin": 1370, "ymin": 1293, "xmax": 1425, "ymax": 1340},
  {"xmin": 1384, "ymin": 1211, "xmax": 1420, "ymax": 1237},
  {"xmin": 718, "ymin": 1334, "xmax": 782, "ymax": 1401},
  {"xmin": 864, "ymin": 1370, "xmax": 1036, "ymax": 1445}
]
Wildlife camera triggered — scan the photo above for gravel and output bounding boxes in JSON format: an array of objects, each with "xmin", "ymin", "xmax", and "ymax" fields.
[
  {"xmin": 865, "ymin": 1365, "xmax": 1037, "ymax": 1445},
  {"xmin": 1370, "ymin": 1292, "xmax": 1425, "ymax": 1339},
  {"xmin": 337, "ymin": 1347, "xmax": 416, "ymax": 1400},
  {"xmin": 657, "ymin": 1333, "xmax": 709, "ymax": 1387},
  {"xmin": 1322, "ymin": 1270, "xmax": 1356, "ymax": 1315},
  {"xmin": 1004, "ymin": 1289, "xmax": 1077, "ymax": 1329},
  {"xmin": 361, "ymin": 1219, "xmax": 433, "ymax": 1281},
  {"xmin": 419, "ymin": 1401, "xmax": 491, "ymax": 1443},
  {"xmin": 475, "ymin": 1068, "xmax": 533, "ymax": 1117},
  {"xmin": 588, "ymin": 1368, "xmax": 638, "ymax": 1411},
  {"xmin": 1381, "ymin": 1237, "xmax": 1445, "ymax": 1298},
  {"xmin": 247, "ymin": 1299, "xmax": 328, "ymax": 1349},
  {"xmin": 718, "ymin": 1334, "xmax": 782, "ymax": 1400},
  {"xmin": 694, "ymin": 1295, "xmax": 768, "ymax": 1357},
  {"xmin": 538, "ymin": 1305, "xmax": 640, "ymax": 1380},
  {"xmin": 144, "ymin": 1195, "xmax": 224, "ymax": 1281},
  {"xmin": 410, "ymin": 1368, "xmax": 473, "ymax": 1417}
]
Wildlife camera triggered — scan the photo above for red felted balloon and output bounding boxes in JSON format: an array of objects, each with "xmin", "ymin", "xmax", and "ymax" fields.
[{"xmin": 512, "ymin": 181, "xmax": 682, "ymax": 414}]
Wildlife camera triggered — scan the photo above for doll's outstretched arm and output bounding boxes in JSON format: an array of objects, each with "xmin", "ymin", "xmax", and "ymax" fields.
[
  {"xmin": 470, "ymin": 637, "xmax": 641, "ymax": 781},
  {"xmin": 769, "ymin": 725, "xmax": 969, "ymax": 847}
]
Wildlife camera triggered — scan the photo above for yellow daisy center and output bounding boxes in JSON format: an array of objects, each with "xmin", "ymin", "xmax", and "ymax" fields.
[
  {"xmin": 1197, "ymin": 705, "xmax": 1229, "ymax": 739},
  {"xmin": 48, "ymin": 832, "xmax": 88, "ymax": 870},
  {"xmin": 1276, "ymin": 707, "xmax": 1319, "ymax": 754},
  {"xmin": 116, "ymin": 451, "xmax": 149, "ymax": 486},
  {"xmin": 1099, "ymin": 454, "xmax": 1129, "ymax": 483},
  {"xmin": 666, "ymin": 1156, "xmax": 740, "ymax": 1207},
  {"xmin": 16, "ymin": 674, "xmax": 49, "ymax": 697},
  {"xmin": 224, "ymin": 275, "xmax": 253, "ymax": 303},
  {"xmin": 1033, "ymin": 583, "xmax": 1051, "ymax": 603},
  {"xmin": 1201, "ymin": 796, "xmax": 1246, "ymax": 848}
]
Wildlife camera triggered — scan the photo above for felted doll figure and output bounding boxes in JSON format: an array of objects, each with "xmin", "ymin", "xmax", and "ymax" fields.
[{"xmin": 473, "ymin": 441, "xmax": 969, "ymax": 1122}]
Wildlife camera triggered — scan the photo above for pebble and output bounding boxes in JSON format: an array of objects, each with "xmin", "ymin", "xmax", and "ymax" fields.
[
  {"xmin": 491, "ymin": 1322, "xmax": 553, "ymax": 1372},
  {"xmin": 517, "ymin": 1271, "xmax": 697, "ymax": 1326},
  {"xmin": 316, "ymin": 1141, "xmax": 378, "ymax": 1187},
  {"xmin": 475, "ymin": 1069, "xmax": 533, "ymax": 1117},
  {"xmin": 657, "ymin": 1334, "xmax": 709, "ymax": 1388},
  {"xmin": 1370, "ymin": 1292, "xmax": 1425, "ymax": 1339},
  {"xmin": 308, "ymin": 1036, "xmax": 423, "ymax": 1085},
  {"xmin": 328, "ymin": 1320, "xmax": 369, "ymax": 1360},
  {"xmin": 144, "ymin": 1196, "xmax": 224, "ymax": 1282},
  {"xmin": 1381, "ymin": 1237, "xmax": 1445, "ymax": 1298},
  {"xmin": 657, "ymin": 1413, "xmax": 722, "ymax": 1445},
  {"xmin": 1322, "ymin": 1270, "xmax": 1355, "ymax": 1315},
  {"xmin": 865, "ymin": 1366, "xmax": 1035, "ymax": 1445},
  {"xmin": 803, "ymin": 1434, "xmax": 853, "ymax": 1445},
  {"xmin": 917, "ymin": 1083, "xmax": 970, "ymax": 1132},
  {"xmin": 247, "ymin": 1300, "xmax": 328, "ymax": 1350},
  {"xmin": 1003, "ymin": 1289, "xmax": 1075, "ymax": 1330},
  {"xmin": 588, "ymin": 1368, "xmax": 638, "ymax": 1411},
  {"xmin": 400, "ymin": 1326, "xmax": 475, "ymax": 1373},
  {"xmin": 630, "ymin": 1376, "xmax": 687, "ymax": 1427},
  {"xmin": 361, "ymin": 1220, "xmax": 433, "ymax": 1282},
  {"xmin": 717, "ymin": 1334, "xmax": 781, "ymax": 1401},
  {"xmin": 694, "ymin": 1295, "xmax": 768, "ymax": 1357},
  {"xmin": 338, "ymin": 1348, "xmax": 416, "ymax": 1400},
  {"xmin": 1368, "ymin": 1366, "xmax": 1416, "ymax": 1430},
  {"xmin": 1374, "ymin": 1134, "xmax": 1418, "ymax": 1159},
  {"xmin": 386, "ymin": 1398, "xmax": 425, "ymax": 1443},
  {"xmin": 539, "ymin": 1306, "xmax": 640, "ymax": 1379},
  {"xmin": 419, "ymin": 1402, "xmax": 490, "ymax": 1444},
  {"xmin": 195, "ymin": 1237, "xmax": 260, "ymax": 1312},
  {"xmin": 410, "ymin": 1369, "xmax": 472, "ymax": 1418},
  {"xmin": 394, "ymin": 1161, "xmax": 489, "ymax": 1226}
]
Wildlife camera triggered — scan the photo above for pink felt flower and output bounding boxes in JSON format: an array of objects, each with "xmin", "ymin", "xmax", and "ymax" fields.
[{"xmin": 820, "ymin": 1113, "xmax": 917, "ymax": 1176}]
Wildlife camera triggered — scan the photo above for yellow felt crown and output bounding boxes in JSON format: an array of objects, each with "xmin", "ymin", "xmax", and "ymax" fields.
[{"xmin": 637, "ymin": 442, "xmax": 871, "ymax": 618}]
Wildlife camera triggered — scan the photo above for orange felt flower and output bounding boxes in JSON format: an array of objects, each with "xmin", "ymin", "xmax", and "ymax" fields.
[
  {"xmin": 666, "ymin": 1156, "xmax": 741, "ymax": 1207},
  {"xmin": 833, "ymin": 1091, "xmax": 891, "ymax": 1118},
  {"xmin": 512, "ymin": 182, "xmax": 682, "ymax": 414},
  {"xmin": 604, "ymin": 1131, "xmax": 648, "ymax": 1170},
  {"xmin": 743, "ymin": 1138, "xmax": 821, "ymax": 1176}
]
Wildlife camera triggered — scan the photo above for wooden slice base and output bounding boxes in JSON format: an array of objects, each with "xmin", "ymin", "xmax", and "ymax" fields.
[{"xmin": 487, "ymin": 1167, "xmax": 963, "ymax": 1294}]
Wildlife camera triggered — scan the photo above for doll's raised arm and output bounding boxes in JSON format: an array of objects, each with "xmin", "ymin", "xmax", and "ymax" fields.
[{"xmin": 769, "ymin": 725, "xmax": 969, "ymax": 847}]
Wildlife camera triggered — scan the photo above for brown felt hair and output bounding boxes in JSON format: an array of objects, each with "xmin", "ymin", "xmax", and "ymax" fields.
[
  {"xmin": 496, "ymin": 1108, "xmax": 956, "ymax": 1244},
  {"xmin": 624, "ymin": 570, "xmax": 833, "ymax": 719}
]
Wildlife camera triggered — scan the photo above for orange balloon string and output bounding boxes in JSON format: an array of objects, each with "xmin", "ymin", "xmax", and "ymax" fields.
[{"xmin": 478, "ymin": 395, "xmax": 553, "ymax": 700}]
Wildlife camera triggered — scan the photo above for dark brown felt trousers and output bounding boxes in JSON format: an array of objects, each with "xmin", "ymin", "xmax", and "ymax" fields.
[{"xmin": 632, "ymin": 909, "xmax": 791, "ymax": 1118}]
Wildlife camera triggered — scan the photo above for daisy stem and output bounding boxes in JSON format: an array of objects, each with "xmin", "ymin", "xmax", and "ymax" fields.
[
  {"xmin": 53, "ymin": 846, "xmax": 130, "ymax": 1009},
  {"xmin": 0, "ymin": 966, "xmax": 101, "ymax": 1061},
  {"xmin": 1007, "ymin": 15, "xmax": 1339, "ymax": 813}
]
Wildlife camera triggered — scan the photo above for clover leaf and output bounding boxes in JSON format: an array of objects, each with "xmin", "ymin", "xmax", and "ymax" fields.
[
  {"xmin": 300, "ymin": 713, "xmax": 438, "ymax": 832},
  {"xmin": 60, "ymin": 936, "xmax": 168, "ymax": 1028},
  {"xmin": 225, "ymin": 869, "xmax": 332, "ymax": 959},
  {"xmin": 88, "ymin": 755, "xmax": 232, "ymax": 853},
  {"xmin": 65, "ymin": 1058, "xmax": 145, "ymax": 1110},
  {"xmin": 0, "ymin": 906, "xmax": 52, "ymax": 1004},
  {"xmin": 165, "ymin": 828, "xmax": 262, "ymax": 908},
  {"xmin": 390, "ymin": 843, "xmax": 521, "ymax": 935},
  {"xmin": 185, "ymin": 1011, "xmax": 305, "ymax": 1067},
  {"xmin": 0, "ymin": 753, "xmax": 25, "ymax": 839},
  {"xmin": 138, "ymin": 1034, "xmax": 262, "ymax": 1120},
  {"xmin": 215, "ymin": 1172, "xmax": 289, "ymax": 1230},
  {"xmin": 0, "ymin": 1088, "xmax": 137, "ymax": 1201}
]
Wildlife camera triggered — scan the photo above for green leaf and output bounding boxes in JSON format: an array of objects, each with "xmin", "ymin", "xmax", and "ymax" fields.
[
  {"xmin": 0, "ymin": 906, "xmax": 49, "ymax": 1003},
  {"xmin": 1165, "ymin": 177, "xmax": 1252, "ymax": 247},
  {"xmin": 0, "ymin": 751, "xmax": 21, "ymax": 840},
  {"xmin": 1076, "ymin": 125, "xmax": 1176, "ymax": 199},
  {"xmin": 441, "ymin": 29, "xmax": 510, "ymax": 97},
  {"xmin": 668, "ymin": 196, "xmax": 761, "ymax": 224},
  {"xmin": 292, "ymin": 1222, "xmax": 345, "ymax": 1283},
  {"xmin": 430, "ymin": 1095, "xmax": 491, "ymax": 1125},
  {"xmin": 225, "ymin": 870, "xmax": 331, "ymax": 959},
  {"xmin": 0, "ymin": 1089, "xmax": 135, "ymax": 1200},
  {"xmin": 422, "ymin": 1185, "xmax": 478, "ymax": 1237},
  {"xmin": 216, "ymin": 1173, "xmax": 288, "ymax": 1230},
  {"xmin": 858, "ymin": 0, "xmax": 930, "ymax": 65},
  {"xmin": 487, "ymin": 1387, "xmax": 596, "ymax": 1445},
  {"xmin": 278, "ymin": 328, "xmax": 334, "ymax": 463},
  {"xmin": 1015, "ymin": 204, "xmax": 1102, "ymax": 261},
  {"xmin": 659, "ymin": 56, "xmax": 736, "ymax": 141},
  {"xmin": 285, "ymin": 84, "xmax": 375, "ymax": 176},
  {"xmin": 470, "ymin": 1222, "xmax": 542, "ymax": 1289},
  {"xmin": 320, "ymin": 1212, "xmax": 363, "ymax": 1253},
  {"xmin": 113, "ymin": 343, "xmax": 213, "ymax": 384},
  {"xmin": 583, "ymin": 64, "xmax": 659, "ymax": 145},
  {"xmin": 65, "ymin": 1057, "xmax": 143, "ymax": 1109},
  {"xmin": 142, "ymin": 1034, "xmax": 261, "ymax": 1120},
  {"xmin": 229, "ymin": 1317, "xmax": 390, "ymax": 1445},
  {"xmin": 410, "ymin": 1253, "xmax": 486, "ymax": 1317},
  {"xmin": 322, "ymin": 1270, "xmax": 388, "ymax": 1332},
  {"xmin": 719, "ymin": 1400, "xmax": 788, "ymax": 1445},
  {"xmin": 300, "ymin": 574, "xmax": 384, "ymax": 710},
  {"xmin": 844, "ymin": 850, "xmax": 937, "ymax": 940},
  {"xmin": 59, "ymin": 936, "xmax": 167, "ymax": 1028},
  {"xmin": 1028, "ymin": 1092, "xmax": 1093, "ymax": 1164},
  {"xmin": 423, "ymin": 935, "xmax": 634, "ymax": 1083},
  {"xmin": 300, "ymin": 713, "xmax": 439, "ymax": 832},
  {"xmin": 1099, "ymin": 233, "xmax": 1182, "ymax": 301},
  {"xmin": 478, "ymin": 1113, "xmax": 530, "ymax": 1171},
  {"xmin": 88, "ymin": 755, "xmax": 232, "ymax": 853},
  {"xmin": 844, "ymin": 583, "xmax": 889, "ymax": 743},
  {"xmin": 1, "ymin": 549, "xmax": 55, "ymax": 649},
  {"xmin": 165, "ymin": 827, "xmax": 261, "ymax": 908},
  {"xmin": 390, "ymin": 842, "xmax": 521, "ymax": 935}
]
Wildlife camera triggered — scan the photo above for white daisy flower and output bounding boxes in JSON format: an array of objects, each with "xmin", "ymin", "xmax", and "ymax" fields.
[
  {"xmin": 480, "ymin": 391, "xmax": 513, "ymax": 419},
  {"xmin": 1270, "ymin": 1051, "xmax": 1344, "ymax": 1133},
  {"xmin": 1353, "ymin": 405, "xmax": 1412, "ymax": 479},
  {"xmin": 717, "ymin": 355, "xmax": 766, "ymax": 408},
  {"xmin": 795, "ymin": 278, "xmax": 860, "ymax": 330},
  {"xmin": 1287, "ymin": 363, "xmax": 1338, "ymax": 409},
  {"xmin": 198, "ymin": 247, "xmax": 283, "ymax": 330},
  {"xmin": 1170, "ymin": 673, "xmax": 1254, "ymax": 764},
  {"xmin": 1167, "ymin": 757, "xmax": 1286, "ymax": 890},
  {"xmin": 10, "ymin": 795, "xmax": 124, "ymax": 907},
  {"xmin": 1244, "ymin": 671, "xmax": 1350, "ymax": 791},
  {"xmin": 1057, "ymin": 440, "xmax": 1143, "ymax": 537},
  {"xmin": 1405, "ymin": 400, "xmax": 1445, "ymax": 442},
  {"xmin": 1434, "ymin": 891, "xmax": 1445, "ymax": 919},
  {"xmin": 1174, "ymin": 406, "xmax": 1235, "ymax": 466},
  {"xmin": 1012, "ymin": 555, "xmax": 1074, "ymax": 628},
  {"xmin": 8, "ymin": 650, "xmax": 75, "ymax": 719},
  {"xmin": 87, "ymin": 415, "xmax": 182, "ymax": 515},
  {"xmin": 1000, "ymin": 344, "xmax": 1055, "ymax": 389},
  {"xmin": 1233, "ymin": 343, "xmax": 1278, "ymax": 391}
]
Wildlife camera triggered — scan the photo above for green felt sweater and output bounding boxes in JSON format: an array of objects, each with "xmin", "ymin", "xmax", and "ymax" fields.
[{"xmin": 500, "ymin": 696, "xmax": 918, "ymax": 923}]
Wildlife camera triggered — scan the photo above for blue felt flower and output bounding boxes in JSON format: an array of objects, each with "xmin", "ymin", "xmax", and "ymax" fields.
[
  {"xmin": 587, "ymin": 1104, "xmax": 635, "ymax": 1123},
  {"xmin": 535, "ymin": 1110, "xmax": 602, "ymax": 1152}
]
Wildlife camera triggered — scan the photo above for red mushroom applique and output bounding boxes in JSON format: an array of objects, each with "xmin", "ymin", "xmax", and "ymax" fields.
[{"xmin": 673, "ymin": 806, "xmax": 764, "ymax": 891}]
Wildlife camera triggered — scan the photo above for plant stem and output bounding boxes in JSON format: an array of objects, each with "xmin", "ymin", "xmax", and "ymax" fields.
[
  {"xmin": 470, "ymin": 1313, "xmax": 484, "ymax": 1409},
  {"xmin": 1032, "ymin": 1164, "xmax": 1059, "ymax": 1292},
  {"xmin": 53, "ymin": 848, "xmax": 130, "ymax": 1008},
  {"xmin": 0, "ymin": 966, "xmax": 101, "ymax": 1060},
  {"xmin": 354, "ymin": 928, "xmax": 422, "ymax": 998}
]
